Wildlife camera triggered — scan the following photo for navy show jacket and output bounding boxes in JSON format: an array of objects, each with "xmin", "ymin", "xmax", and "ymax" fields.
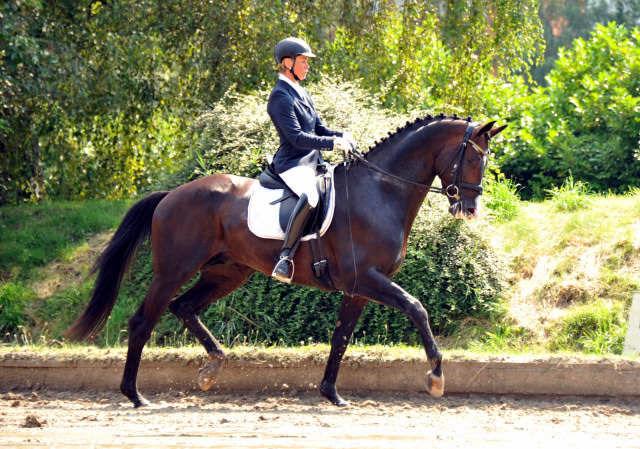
[{"xmin": 267, "ymin": 78, "xmax": 343, "ymax": 174}]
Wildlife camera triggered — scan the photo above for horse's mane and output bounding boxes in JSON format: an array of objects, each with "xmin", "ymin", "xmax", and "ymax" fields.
[{"xmin": 363, "ymin": 113, "xmax": 474, "ymax": 158}]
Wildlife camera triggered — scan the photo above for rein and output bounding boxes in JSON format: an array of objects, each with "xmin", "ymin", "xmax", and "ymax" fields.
[
  {"xmin": 341, "ymin": 121, "xmax": 488, "ymax": 295},
  {"xmin": 348, "ymin": 122, "xmax": 488, "ymax": 201}
]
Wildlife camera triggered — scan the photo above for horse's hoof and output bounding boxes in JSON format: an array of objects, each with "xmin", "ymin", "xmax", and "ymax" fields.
[
  {"xmin": 133, "ymin": 397, "xmax": 151, "ymax": 408},
  {"xmin": 425, "ymin": 371, "xmax": 445, "ymax": 398},
  {"xmin": 198, "ymin": 353, "xmax": 226, "ymax": 391},
  {"xmin": 319, "ymin": 386, "xmax": 350, "ymax": 407}
]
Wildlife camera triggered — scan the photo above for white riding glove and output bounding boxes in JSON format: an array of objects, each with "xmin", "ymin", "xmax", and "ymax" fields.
[
  {"xmin": 333, "ymin": 136, "xmax": 353, "ymax": 156},
  {"xmin": 343, "ymin": 131, "xmax": 357, "ymax": 151}
]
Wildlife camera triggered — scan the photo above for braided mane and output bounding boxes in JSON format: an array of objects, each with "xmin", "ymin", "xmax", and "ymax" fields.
[{"xmin": 363, "ymin": 113, "xmax": 474, "ymax": 157}]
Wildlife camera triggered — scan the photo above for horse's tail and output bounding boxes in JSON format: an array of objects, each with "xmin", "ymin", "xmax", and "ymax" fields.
[{"xmin": 66, "ymin": 191, "xmax": 170, "ymax": 341}]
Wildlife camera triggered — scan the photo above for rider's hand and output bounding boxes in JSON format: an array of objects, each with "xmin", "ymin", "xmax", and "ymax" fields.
[
  {"xmin": 334, "ymin": 136, "xmax": 353, "ymax": 156},
  {"xmin": 343, "ymin": 132, "xmax": 357, "ymax": 151}
]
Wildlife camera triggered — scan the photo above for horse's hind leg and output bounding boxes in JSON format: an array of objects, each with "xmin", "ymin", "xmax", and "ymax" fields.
[
  {"xmin": 121, "ymin": 275, "xmax": 182, "ymax": 407},
  {"xmin": 320, "ymin": 294, "xmax": 369, "ymax": 407},
  {"xmin": 169, "ymin": 263, "xmax": 255, "ymax": 390}
]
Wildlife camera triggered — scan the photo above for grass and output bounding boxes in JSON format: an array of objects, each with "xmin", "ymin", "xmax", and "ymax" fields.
[
  {"xmin": 0, "ymin": 199, "xmax": 131, "ymax": 280},
  {"xmin": 483, "ymin": 174, "xmax": 523, "ymax": 222},
  {"xmin": 1, "ymin": 185, "xmax": 639, "ymax": 358},
  {"xmin": 481, "ymin": 187, "xmax": 640, "ymax": 354},
  {"xmin": 545, "ymin": 172, "xmax": 594, "ymax": 212}
]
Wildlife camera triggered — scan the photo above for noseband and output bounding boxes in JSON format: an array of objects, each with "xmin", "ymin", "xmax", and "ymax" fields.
[{"xmin": 348, "ymin": 122, "xmax": 490, "ymax": 205}]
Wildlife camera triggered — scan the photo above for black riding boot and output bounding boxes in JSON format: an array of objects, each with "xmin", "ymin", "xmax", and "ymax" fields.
[{"xmin": 272, "ymin": 194, "xmax": 314, "ymax": 283}]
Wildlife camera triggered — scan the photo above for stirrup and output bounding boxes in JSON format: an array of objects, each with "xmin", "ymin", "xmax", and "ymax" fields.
[{"xmin": 272, "ymin": 256, "xmax": 294, "ymax": 283}]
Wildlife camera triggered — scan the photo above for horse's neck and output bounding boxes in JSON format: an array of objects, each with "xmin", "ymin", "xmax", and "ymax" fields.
[
  {"xmin": 359, "ymin": 123, "xmax": 453, "ymax": 232},
  {"xmin": 365, "ymin": 125, "xmax": 442, "ymax": 191}
]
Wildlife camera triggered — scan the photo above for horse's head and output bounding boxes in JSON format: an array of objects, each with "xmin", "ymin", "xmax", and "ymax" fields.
[{"xmin": 435, "ymin": 121, "xmax": 507, "ymax": 220}]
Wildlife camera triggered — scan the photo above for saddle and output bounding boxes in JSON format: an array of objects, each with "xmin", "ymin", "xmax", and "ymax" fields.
[
  {"xmin": 247, "ymin": 164, "xmax": 337, "ymax": 284},
  {"xmin": 257, "ymin": 163, "xmax": 331, "ymax": 232},
  {"xmin": 248, "ymin": 164, "xmax": 336, "ymax": 241}
]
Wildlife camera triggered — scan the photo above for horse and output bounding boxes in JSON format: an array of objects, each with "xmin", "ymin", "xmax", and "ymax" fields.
[{"xmin": 66, "ymin": 114, "xmax": 506, "ymax": 408}]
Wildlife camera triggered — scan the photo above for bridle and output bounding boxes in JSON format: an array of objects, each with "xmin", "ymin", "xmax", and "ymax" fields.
[
  {"xmin": 347, "ymin": 121, "xmax": 491, "ymax": 205},
  {"xmin": 342, "ymin": 121, "xmax": 490, "ymax": 295}
]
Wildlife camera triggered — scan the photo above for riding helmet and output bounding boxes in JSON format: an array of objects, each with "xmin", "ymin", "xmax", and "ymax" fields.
[{"xmin": 274, "ymin": 37, "xmax": 316, "ymax": 64}]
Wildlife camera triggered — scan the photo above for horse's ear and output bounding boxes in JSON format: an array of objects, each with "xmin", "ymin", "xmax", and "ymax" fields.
[
  {"xmin": 476, "ymin": 121, "xmax": 496, "ymax": 136},
  {"xmin": 489, "ymin": 124, "xmax": 508, "ymax": 138}
]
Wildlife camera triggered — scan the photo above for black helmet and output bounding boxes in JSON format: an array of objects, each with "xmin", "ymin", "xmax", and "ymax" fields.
[{"xmin": 274, "ymin": 37, "xmax": 316, "ymax": 64}]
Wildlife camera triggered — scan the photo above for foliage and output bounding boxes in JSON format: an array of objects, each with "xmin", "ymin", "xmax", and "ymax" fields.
[
  {"xmin": 0, "ymin": 282, "xmax": 35, "ymax": 335},
  {"xmin": 549, "ymin": 300, "xmax": 627, "ymax": 355},
  {"xmin": 2, "ymin": 0, "xmax": 543, "ymax": 204},
  {"xmin": 466, "ymin": 321, "xmax": 535, "ymax": 353},
  {"xmin": 190, "ymin": 79, "xmax": 408, "ymax": 180},
  {"xmin": 0, "ymin": 0, "xmax": 51, "ymax": 204},
  {"xmin": 322, "ymin": 0, "xmax": 544, "ymax": 112},
  {"xmin": 545, "ymin": 172, "xmax": 594, "ymax": 211},
  {"xmin": 483, "ymin": 174, "xmax": 523, "ymax": 222},
  {"xmin": 533, "ymin": 0, "xmax": 640, "ymax": 85},
  {"xmin": 402, "ymin": 199, "xmax": 507, "ymax": 334},
  {"xmin": 489, "ymin": 23, "xmax": 640, "ymax": 199}
]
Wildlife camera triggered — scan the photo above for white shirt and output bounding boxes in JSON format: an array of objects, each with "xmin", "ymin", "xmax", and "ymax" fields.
[{"xmin": 278, "ymin": 73, "xmax": 306, "ymax": 98}]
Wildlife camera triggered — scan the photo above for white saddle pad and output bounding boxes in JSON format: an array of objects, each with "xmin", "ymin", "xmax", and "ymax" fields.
[{"xmin": 248, "ymin": 165, "xmax": 336, "ymax": 241}]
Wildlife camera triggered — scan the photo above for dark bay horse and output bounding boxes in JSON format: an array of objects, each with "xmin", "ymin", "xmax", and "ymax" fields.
[{"xmin": 67, "ymin": 115, "xmax": 506, "ymax": 408}]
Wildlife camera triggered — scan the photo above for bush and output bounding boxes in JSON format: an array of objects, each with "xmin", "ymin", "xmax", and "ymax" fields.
[
  {"xmin": 483, "ymin": 174, "xmax": 523, "ymax": 222},
  {"xmin": 549, "ymin": 300, "xmax": 627, "ymax": 355},
  {"xmin": 188, "ymin": 79, "xmax": 408, "ymax": 180},
  {"xmin": 0, "ymin": 282, "xmax": 35, "ymax": 336},
  {"xmin": 545, "ymin": 172, "xmax": 594, "ymax": 212},
  {"xmin": 487, "ymin": 23, "xmax": 640, "ymax": 199}
]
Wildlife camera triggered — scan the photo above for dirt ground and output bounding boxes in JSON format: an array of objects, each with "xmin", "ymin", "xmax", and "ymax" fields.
[{"xmin": 1, "ymin": 388, "xmax": 639, "ymax": 448}]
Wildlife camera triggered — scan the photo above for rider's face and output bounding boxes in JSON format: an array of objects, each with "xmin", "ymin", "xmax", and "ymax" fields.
[{"xmin": 286, "ymin": 55, "xmax": 309, "ymax": 81}]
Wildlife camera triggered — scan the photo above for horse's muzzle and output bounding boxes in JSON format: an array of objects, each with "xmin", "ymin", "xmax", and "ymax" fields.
[{"xmin": 448, "ymin": 196, "xmax": 480, "ymax": 220}]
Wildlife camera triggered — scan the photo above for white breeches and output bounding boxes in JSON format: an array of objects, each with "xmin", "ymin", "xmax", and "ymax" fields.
[{"xmin": 279, "ymin": 165, "xmax": 319, "ymax": 208}]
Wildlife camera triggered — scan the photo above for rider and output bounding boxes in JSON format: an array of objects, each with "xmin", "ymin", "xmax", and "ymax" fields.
[{"xmin": 268, "ymin": 37, "xmax": 356, "ymax": 283}]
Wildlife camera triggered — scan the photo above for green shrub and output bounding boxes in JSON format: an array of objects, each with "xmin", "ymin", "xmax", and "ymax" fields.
[
  {"xmin": 188, "ymin": 79, "xmax": 408, "ymax": 181},
  {"xmin": 483, "ymin": 174, "xmax": 523, "ymax": 221},
  {"xmin": 546, "ymin": 172, "xmax": 594, "ymax": 212},
  {"xmin": 0, "ymin": 282, "xmax": 36, "ymax": 335},
  {"xmin": 549, "ymin": 300, "xmax": 627, "ymax": 355},
  {"xmin": 488, "ymin": 23, "xmax": 640, "ymax": 199}
]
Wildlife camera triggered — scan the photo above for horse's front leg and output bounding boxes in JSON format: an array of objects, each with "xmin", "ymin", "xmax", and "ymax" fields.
[
  {"xmin": 355, "ymin": 268, "xmax": 444, "ymax": 397},
  {"xmin": 320, "ymin": 293, "xmax": 369, "ymax": 407}
]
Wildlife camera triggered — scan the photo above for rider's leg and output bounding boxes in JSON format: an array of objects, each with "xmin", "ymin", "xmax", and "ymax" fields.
[
  {"xmin": 272, "ymin": 166, "xmax": 318, "ymax": 282},
  {"xmin": 279, "ymin": 165, "xmax": 319, "ymax": 208}
]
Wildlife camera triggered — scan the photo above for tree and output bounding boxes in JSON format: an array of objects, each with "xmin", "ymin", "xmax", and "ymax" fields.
[
  {"xmin": 492, "ymin": 23, "xmax": 640, "ymax": 198},
  {"xmin": 532, "ymin": 0, "xmax": 640, "ymax": 84},
  {"xmin": 1, "ymin": 0, "xmax": 545, "ymax": 204},
  {"xmin": 1, "ymin": 0, "xmax": 50, "ymax": 204}
]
